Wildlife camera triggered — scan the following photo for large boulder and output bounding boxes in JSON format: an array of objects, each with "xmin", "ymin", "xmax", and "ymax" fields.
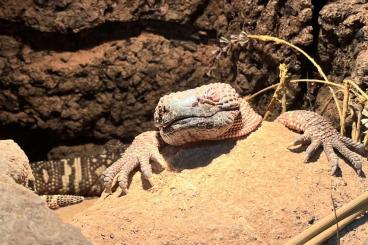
[
  {"xmin": 67, "ymin": 122, "xmax": 368, "ymax": 244},
  {"xmin": 0, "ymin": 140, "xmax": 91, "ymax": 245}
]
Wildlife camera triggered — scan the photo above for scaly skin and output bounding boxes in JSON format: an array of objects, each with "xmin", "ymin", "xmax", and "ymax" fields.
[
  {"xmin": 277, "ymin": 110, "xmax": 366, "ymax": 175},
  {"xmin": 102, "ymin": 83, "xmax": 366, "ymax": 195},
  {"xmin": 32, "ymin": 83, "xmax": 366, "ymax": 205},
  {"xmin": 102, "ymin": 84, "xmax": 264, "ymax": 193},
  {"xmin": 39, "ymin": 195, "xmax": 84, "ymax": 209},
  {"xmin": 30, "ymin": 139, "xmax": 126, "ymax": 209}
]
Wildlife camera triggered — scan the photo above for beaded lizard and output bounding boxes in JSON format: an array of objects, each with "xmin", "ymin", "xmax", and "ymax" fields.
[
  {"xmin": 30, "ymin": 83, "xmax": 366, "ymax": 207},
  {"xmin": 101, "ymin": 83, "xmax": 366, "ymax": 196}
]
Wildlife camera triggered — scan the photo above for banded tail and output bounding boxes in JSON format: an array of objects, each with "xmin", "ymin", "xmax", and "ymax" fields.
[{"xmin": 40, "ymin": 195, "xmax": 84, "ymax": 209}]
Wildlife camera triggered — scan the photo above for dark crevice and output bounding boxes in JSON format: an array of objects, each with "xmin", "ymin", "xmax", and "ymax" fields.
[
  {"xmin": 297, "ymin": 0, "xmax": 329, "ymax": 110},
  {"xmin": 307, "ymin": 0, "xmax": 328, "ymax": 68},
  {"xmin": 0, "ymin": 124, "xmax": 134, "ymax": 161},
  {"xmin": 188, "ymin": 0, "xmax": 211, "ymax": 24},
  {"xmin": 0, "ymin": 18, "xmax": 217, "ymax": 52}
]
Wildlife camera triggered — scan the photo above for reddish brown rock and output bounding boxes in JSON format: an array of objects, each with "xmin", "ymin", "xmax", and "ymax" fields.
[
  {"xmin": 0, "ymin": 0, "xmax": 314, "ymax": 157},
  {"xmin": 318, "ymin": 1, "xmax": 368, "ymax": 86},
  {"xmin": 314, "ymin": 1, "xmax": 368, "ymax": 124},
  {"xmin": 0, "ymin": 33, "xmax": 217, "ymax": 141},
  {"xmin": 0, "ymin": 0, "xmax": 205, "ymax": 32}
]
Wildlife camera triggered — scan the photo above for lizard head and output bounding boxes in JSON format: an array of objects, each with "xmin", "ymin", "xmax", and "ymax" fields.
[{"xmin": 154, "ymin": 83, "xmax": 241, "ymax": 145}]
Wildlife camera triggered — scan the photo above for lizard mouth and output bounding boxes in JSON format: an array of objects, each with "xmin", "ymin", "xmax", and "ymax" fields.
[
  {"xmin": 161, "ymin": 116, "xmax": 212, "ymax": 131},
  {"xmin": 161, "ymin": 109, "xmax": 238, "ymax": 134},
  {"xmin": 158, "ymin": 106, "xmax": 239, "ymax": 130},
  {"xmin": 161, "ymin": 117, "xmax": 214, "ymax": 134}
]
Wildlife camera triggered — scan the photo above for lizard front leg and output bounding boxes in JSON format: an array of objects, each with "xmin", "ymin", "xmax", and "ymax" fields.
[
  {"xmin": 277, "ymin": 110, "xmax": 366, "ymax": 175},
  {"xmin": 101, "ymin": 131, "xmax": 166, "ymax": 195}
]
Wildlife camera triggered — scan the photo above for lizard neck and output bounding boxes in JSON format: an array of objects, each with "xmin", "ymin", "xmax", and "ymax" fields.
[{"xmin": 218, "ymin": 99, "xmax": 262, "ymax": 140}]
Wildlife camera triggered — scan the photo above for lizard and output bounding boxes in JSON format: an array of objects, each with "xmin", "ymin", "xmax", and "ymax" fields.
[
  {"xmin": 29, "ymin": 83, "xmax": 366, "ymax": 207},
  {"xmin": 100, "ymin": 82, "xmax": 367, "ymax": 196},
  {"xmin": 29, "ymin": 139, "xmax": 127, "ymax": 209}
]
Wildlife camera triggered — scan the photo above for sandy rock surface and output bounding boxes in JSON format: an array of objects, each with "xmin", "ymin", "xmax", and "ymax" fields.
[{"xmin": 59, "ymin": 122, "xmax": 368, "ymax": 244}]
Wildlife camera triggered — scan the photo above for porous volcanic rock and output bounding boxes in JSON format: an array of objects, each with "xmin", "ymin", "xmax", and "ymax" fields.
[
  {"xmin": 0, "ymin": 33, "xmax": 217, "ymax": 140},
  {"xmin": 0, "ymin": 0, "xmax": 314, "ymax": 157},
  {"xmin": 194, "ymin": 0, "xmax": 314, "ymax": 114},
  {"xmin": 0, "ymin": 0, "xmax": 206, "ymax": 33},
  {"xmin": 318, "ymin": 0, "xmax": 368, "ymax": 87},
  {"xmin": 314, "ymin": 0, "xmax": 368, "ymax": 124}
]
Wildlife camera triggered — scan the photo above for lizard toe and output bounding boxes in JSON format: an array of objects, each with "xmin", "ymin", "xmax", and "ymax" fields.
[
  {"xmin": 334, "ymin": 141, "xmax": 363, "ymax": 175},
  {"xmin": 304, "ymin": 140, "xmax": 322, "ymax": 163},
  {"xmin": 101, "ymin": 175, "xmax": 113, "ymax": 192},
  {"xmin": 323, "ymin": 143, "xmax": 340, "ymax": 176},
  {"xmin": 117, "ymin": 173, "xmax": 128, "ymax": 193},
  {"xmin": 330, "ymin": 162, "xmax": 339, "ymax": 176},
  {"xmin": 139, "ymin": 154, "xmax": 153, "ymax": 179},
  {"xmin": 339, "ymin": 136, "xmax": 367, "ymax": 156},
  {"xmin": 115, "ymin": 157, "xmax": 140, "ymax": 193},
  {"xmin": 287, "ymin": 134, "xmax": 311, "ymax": 150}
]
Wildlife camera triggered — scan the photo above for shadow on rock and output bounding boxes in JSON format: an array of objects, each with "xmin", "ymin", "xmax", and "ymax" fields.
[{"xmin": 165, "ymin": 140, "xmax": 236, "ymax": 170}]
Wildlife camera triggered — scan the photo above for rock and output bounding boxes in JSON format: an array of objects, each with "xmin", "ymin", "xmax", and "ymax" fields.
[
  {"xmin": 195, "ymin": 0, "xmax": 313, "ymax": 116},
  {"xmin": 68, "ymin": 122, "xmax": 368, "ymax": 244},
  {"xmin": 0, "ymin": 0, "xmax": 205, "ymax": 32},
  {"xmin": 0, "ymin": 139, "xmax": 91, "ymax": 245},
  {"xmin": 318, "ymin": 1, "xmax": 368, "ymax": 86},
  {"xmin": 0, "ymin": 140, "xmax": 34, "ymax": 186},
  {"xmin": 315, "ymin": 0, "xmax": 368, "ymax": 124},
  {"xmin": 0, "ymin": 33, "xmax": 218, "ymax": 142},
  {"xmin": 0, "ymin": 176, "xmax": 91, "ymax": 245},
  {"xmin": 0, "ymin": 0, "xmax": 315, "ymax": 159}
]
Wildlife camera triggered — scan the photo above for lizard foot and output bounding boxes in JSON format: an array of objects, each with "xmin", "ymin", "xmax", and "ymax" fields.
[
  {"xmin": 278, "ymin": 110, "xmax": 366, "ymax": 176},
  {"xmin": 288, "ymin": 133, "xmax": 366, "ymax": 175},
  {"xmin": 100, "ymin": 131, "xmax": 166, "ymax": 197}
]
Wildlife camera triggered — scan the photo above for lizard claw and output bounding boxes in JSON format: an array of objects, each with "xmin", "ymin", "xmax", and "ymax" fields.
[
  {"xmin": 287, "ymin": 134, "xmax": 311, "ymax": 150},
  {"xmin": 100, "ymin": 131, "xmax": 166, "ymax": 198},
  {"xmin": 280, "ymin": 111, "xmax": 366, "ymax": 176},
  {"xmin": 288, "ymin": 132, "xmax": 365, "ymax": 175}
]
